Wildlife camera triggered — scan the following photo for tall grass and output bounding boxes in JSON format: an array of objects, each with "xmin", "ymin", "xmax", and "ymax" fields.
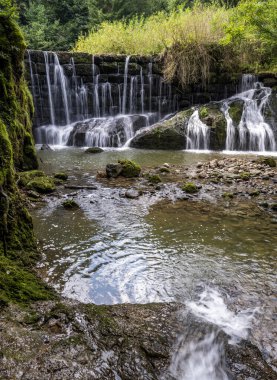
[
  {"xmin": 74, "ymin": 1, "xmax": 276, "ymax": 85},
  {"xmin": 75, "ymin": 4, "xmax": 230, "ymax": 56}
]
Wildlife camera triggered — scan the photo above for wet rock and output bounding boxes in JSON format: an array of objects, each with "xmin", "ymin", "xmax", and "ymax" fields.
[
  {"xmin": 85, "ymin": 147, "xmax": 104, "ymax": 154},
  {"xmin": 130, "ymin": 110, "xmax": 192, "ymax": 150},
  {"xmin": 1, "ymin": 301, "xmax": 275, "ymax": 380},
  {"xmin": 40, "ymin": 144, "xmax": 52, "ymax": 151},
  {"xmin": 118, "ymin": 160, "xmax": 141, "ymax": 178},
  {"xmin": 125, "ymin": 190, "xmax": 141, "ymax": 199},
  {"xmin": 106, "ymin": 163, "xmax": 123, "ymax": 178},
  {"xmin": 54, "ymin": 172, "xmax": 68, "ymax": 181},
  {"xmin": 259, "ymin": 157, "xmax": 276, "ymax": 168},
  {"xmin": 26, "ymin": 190, "xmax": 41, "ymax": 199},
  {"xmin": 62, "ymin": 199, "xmax": 79, "ymax": 209}
]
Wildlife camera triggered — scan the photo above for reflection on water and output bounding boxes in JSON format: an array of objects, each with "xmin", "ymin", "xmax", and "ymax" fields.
[{"xmin": 32, "ymin": 148, "xmax": 277, "ymax": 361}]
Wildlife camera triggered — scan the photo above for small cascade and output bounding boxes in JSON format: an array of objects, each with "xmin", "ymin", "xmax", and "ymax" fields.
[
  {"xmin": 222, "ymin": 75, "xmax": 276, "ymax": 152},
  {"xmin": 167, "ymin": 288, "xmax": 256, "ymax": 380},
  {"xmin": 186, "ymin": 110, "xmax": 210, "ymax": 150},
  {"xmin": 27, "ymin": 51, "xmax": 178, "ymax": 147}
]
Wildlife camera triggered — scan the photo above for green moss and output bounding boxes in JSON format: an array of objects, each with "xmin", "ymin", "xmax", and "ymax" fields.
[
  {"xmin": 240, "ymin": 172, "xmax": 251, "ymax": 181},
  {"xmin": 181, "ymin": 182, "xmax": 199, "ymax": 194},
  {"xmin": 54, "ymin": 172, "xmax": 68, "ymax": 181},
  {"xmin": 228, "ymin": 101, "xmax": 243, "ymax": 125},
  {"xmin": 18, "ymin": 170, "xmax": 45, "ymax": 187},
  {"xmin": 26, "ymin": 176, "xmax": 56, "ymax": 193},
  {"xmin": 259, "ymin": 157, "xmax": 276, "ymax": 167},
  {"xmin": 62, "ymin": 199, "xmax": 79, "ymax": 209},
  {"xmin": 0, "ymin": 255, "xmax": 54, "ymax": 306},
  {"xmin": 146, "ymin": 174, "xmax": 162, "ymax": 184},
  {"xmin": 118, "ymin": 159, "xmax": 141, "ymax": 178},
  {"xmin": 199, "ymin": 106, "xmax": 209, "ymax": 119}
]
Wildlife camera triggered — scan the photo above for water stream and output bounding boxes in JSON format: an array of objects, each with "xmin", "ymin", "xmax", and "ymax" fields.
[
  {"xmin": 32, "ymin": 148, "xmax": 277, "ymax": 376},
  {"xmin": 26, "ymin": 52, "xmax": 276, "ymax": 376}
]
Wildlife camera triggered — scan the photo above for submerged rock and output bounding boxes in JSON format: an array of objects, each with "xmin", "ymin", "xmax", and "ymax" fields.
[
  {"xmin": 125, "ymin": 189, "xmax": 141, "ymax": 199},
  {"xmin": 85, "ymin": 147, "xmax": 104, "ymax": 154},
  {"xmin": 62, "ymin": 199, "xmax": 79, "ymax": 209}
]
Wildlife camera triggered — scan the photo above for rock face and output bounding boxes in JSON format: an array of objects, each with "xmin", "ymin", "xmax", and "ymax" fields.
[
  {"xmin": 67, "ymin": 114, "xmax": 151, "ymax": 147},
  {"xmin": 0, "ymin": 300, "xmax": 276, "ymax": 380},
  {"xmin": 131, "ymin": 110, "xmax": 193, "ymax": 149},
  {"xmin": 131, "ymin": 104, "xmax": 228, "ymax": 150},
  {"xmin": 0, "ymin": 13, "xmax": 38, "ymax": 256}
]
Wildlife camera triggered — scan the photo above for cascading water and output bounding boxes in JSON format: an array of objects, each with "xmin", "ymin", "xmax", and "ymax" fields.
[
  {"xmin": 186, "ymin": 110, "xmax": 210, "ymax": 150},
  {"xmin": 27, "ymin": 51, "xmax": 178, "ymax": 147},
  {"xmin": 184, "ymin": 74, "xmax": 276, "ymax": 152},
  {"xmin": 222, "ymin": 75, "xmax": 276, "ymax": 152},
  {"xmin": 167, "ymin": 288, "xmax": 256, "ymax": 380}
]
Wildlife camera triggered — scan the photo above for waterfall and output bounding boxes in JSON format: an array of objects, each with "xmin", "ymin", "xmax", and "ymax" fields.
[
  {"xmin": 26, "ymin": 51, "xmax": 178, "ymax": 147},
  {"xmin": 122, "ymin": 56, "xmax": 130, "ymax": 114},
  {"xmin": 223, "ymin": 75, "xmax": 276, "ymax": 152},
  {"xmin": 43, "ymin": 52, "xmax": 55, "ymax": 125},
  {"xmin": 186, "ymin": 110, "xmax": 210, "ymax": 150}
]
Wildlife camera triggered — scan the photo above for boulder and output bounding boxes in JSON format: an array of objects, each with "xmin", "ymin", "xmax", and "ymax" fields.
[{"xmin": 106, "ymin": 163, "xmax": 123, "ymax": 178}]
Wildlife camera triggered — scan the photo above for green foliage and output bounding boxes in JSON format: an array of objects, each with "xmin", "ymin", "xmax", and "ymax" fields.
[
  {"xmin": 222, "ymin": 0, "xmax": 277, "ymax": 70},
  {"xmin": 75, "ymin": 1, "xmax": 276, "ymax": 85}
]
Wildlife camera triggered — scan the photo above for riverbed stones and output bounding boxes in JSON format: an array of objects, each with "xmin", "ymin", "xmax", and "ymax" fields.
[{"xmin": 125, "ymin": 189, "xmax": 141, "ymax": 199}]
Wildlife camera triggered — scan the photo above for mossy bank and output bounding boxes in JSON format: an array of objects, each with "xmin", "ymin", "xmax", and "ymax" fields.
[{"xmin": 0, "ymin": 7, "xmax": 52, "ymax": 305}]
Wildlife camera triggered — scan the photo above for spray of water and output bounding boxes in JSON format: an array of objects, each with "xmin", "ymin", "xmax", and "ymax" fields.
[{"xmin": 168, "ymin": 287, "xmax": 257, "ymax": 380}]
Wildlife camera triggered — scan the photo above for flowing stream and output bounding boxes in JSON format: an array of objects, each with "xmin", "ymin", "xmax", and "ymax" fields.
[
  {"xmin": 32, "ymin": 148, "xmax": 277, "ymax": 377},
  {"xmin": 26, "ymin": 52, "xmax": 276, "ymax": 377}
]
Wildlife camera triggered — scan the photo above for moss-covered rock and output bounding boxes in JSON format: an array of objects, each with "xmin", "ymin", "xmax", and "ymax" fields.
[
  {"xmin": 62, "ymin": 199, "xmax": 79, "ymax": 209},
  {"xmin": 0, "ymin": 255, "xmax": 54, "ymax": 306},
  {"xmin": 259, "ymin": 157, "xmax": 276, "ymax": 167},
  {"xmin": 54, "ymin": 172, "xmax": 69, "ymax": 181},
  {"xmin": 130, "ymin": 104, "xmax": 227, "ymax": 151},
  {"xmin": 199, "ymin": 104, "xmax": 227, "ymax": 150},
  {"xmin": 130, "ymin": 109, "xmax": 193, "ymax": 150},
  {"xmin": 18, "ymin": 170, "xmax": 45, "ymax": 187},
  {"xmin": 145, "ymin": 174, "xmax": 162, "ymax": 184},
  {"xmin": 0, "ymin": 5, "xmax": 53, "ymax": 307},
  {"xmin": 181, "ymin": 182, "xmax": 199, "ymax": 194},
  {"xmin": 85, "ymin": 147, "xmax": 104, "ymax": 154},
  {"xmin": 26, "ymin": 176, "xmax": 56, "ymax": 193},
  {"xmin": 118, "ymin": 160, "xmax": 141, "ymax": 178},
  {"xmin": 240, "ymin": 172, "xmax": 251, "ymax": 181},
  {"xmin": 228, "ymin": 100, "xmax": 244, "ymax": 126}
]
